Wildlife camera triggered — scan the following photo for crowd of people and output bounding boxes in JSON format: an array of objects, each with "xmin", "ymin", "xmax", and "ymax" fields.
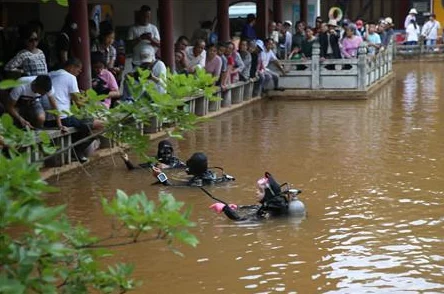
[{"xmin": 0, "ymin": 5, "xmax": 441, "ymax": 162}]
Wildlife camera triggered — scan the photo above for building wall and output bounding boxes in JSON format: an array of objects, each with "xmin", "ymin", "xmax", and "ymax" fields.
[
  {"xmin": 282, "ymin": 0, "xmax": 321, "ymax": 30},
  {"xmin": 2, "ymin": 0, "xmax": 320, "ymax": 40}
]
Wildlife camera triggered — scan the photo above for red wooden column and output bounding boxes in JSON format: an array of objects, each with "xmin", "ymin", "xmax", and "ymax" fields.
[
  {"xmin": 68, "ymin": 0, "xmax": 91, "ymax": 89},
  {"xmin": 159, "ymin": 0, "xmax": 174, "ymax": 70},
  {"xmin": 273, "ymin": 0, "xmax": 283, "ymax": 22},
  {"xmin": 217, "ymin": 0, "xmax": 230, "ymax": 42},
  {"xmin": 257, "ymin": 0, "xmax": 269, "ymax": 39},
  {"xmin": 300, "ymin": 0, "xmax": 308, "ymax": 23}
]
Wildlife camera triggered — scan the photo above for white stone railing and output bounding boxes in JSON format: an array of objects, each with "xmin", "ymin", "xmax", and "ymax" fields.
[
  {"xmin": 394, "ymin": 43, "xmax": 444, "ymax": 58},
  {"xmin": 125, "ymin": 79, "xmax": 259, "ymax": 134},
  {"xmin": 279, "ymin": 42, "xmax": 393, "ymax": 91}
]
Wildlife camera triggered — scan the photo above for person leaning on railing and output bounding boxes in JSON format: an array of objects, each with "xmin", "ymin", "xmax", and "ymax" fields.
[
  {"xmin": 421, "ymin": 14, "xmax": 441, "ymax": 51},
  {"xmin": 364, "ymin": 22, "xmax": 382, "ymax": 56},
  {"xmin": 90, "ymin": 52, "xmax": 121, "ymax": 109},
  {"xmin": 238, "ymin": 39, "xmax": 252, "ymax": 82},
  {"xmin": 225, "ymin": 41, "xmax": 245, "ymax": 83},
  {"xmin": 341, "ymin": 26, "xmax": 363, "ymax": 59},
  {"xmin": 319, "ymin": 20, "xmax": 341, "ymax": 60},
  {"xmin": 185, "ymin": 39, "xmax": 207, "ymax": 74},
  {"xmin": 204, "ymin": 43, "xmax": 222, "ymax": 82},
  {"xmin": 258, "ymin": 39, "xmax": 286, "ymax": 92},
  {"xmin": 301, "ymin": 27, "xmax": 317, "ymax": 59},
  {"xmin": 4, "ymin": 75, "xmax": 62, "ymax": 130},
  {"xmin": 42, "ymin": 58, "xmax": 104, "ymax": 163}
]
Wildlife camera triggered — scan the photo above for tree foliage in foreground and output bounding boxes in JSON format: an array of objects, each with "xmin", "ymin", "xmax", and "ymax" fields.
[{"xmin": 0, "ymin": 69, "xmax": 218, "ymax": 293}]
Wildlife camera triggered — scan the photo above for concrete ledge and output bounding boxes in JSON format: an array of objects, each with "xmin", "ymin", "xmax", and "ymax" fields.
[
  {"xmin": 40, "ymin": 146, "xmax": 122, "ymax": 180},
  {"xmin": 268, "ymin": 72, "xmax": 395, "ymax": 100}
]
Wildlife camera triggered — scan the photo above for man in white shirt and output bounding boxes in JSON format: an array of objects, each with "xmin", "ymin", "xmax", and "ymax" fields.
[
  {"xmin": 43, "ymin": 58, "xmax": 104, "ymax": 162},
  {"xmin": 122, "ymin": 46, "xmax": 167, "ymax": 101},
  {"xmin": 422, "ymin": 14, "xmax": 441, "ymax": 50},
  {"xmin": 5, "ymin": 75, "xmax": 61, "ymax": 129},
  {"xmin": 138, "ymin": 46, "xmax": 167, "ymax": 93},
  {"xmin": 259, "ymin": 39, "xmax": 285, "ymax": 92},
  {"xmin": 127, "ymin": 5, "xmax": 160, "ymax": 50},
  {"xmin": 185, "ymin": 39, "xmax": 206, "ymax": 74},
  {"xmin": 283, "ymin": 20, "xmax": 293, "ymax": 58}
]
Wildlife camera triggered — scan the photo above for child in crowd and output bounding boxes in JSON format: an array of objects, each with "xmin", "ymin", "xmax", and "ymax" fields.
[
  {"xmin": 289, "ymin": 46, "xmax": 302, "ymax": 60},
  {"xmin": 91, "ymin": 51, "xmax": 120, "ymax": 108}
]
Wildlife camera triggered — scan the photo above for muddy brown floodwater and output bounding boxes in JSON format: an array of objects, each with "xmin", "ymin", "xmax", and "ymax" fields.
[{"xmin": 49, "ymin": 63, "xmax": 444, "ymax": 293}]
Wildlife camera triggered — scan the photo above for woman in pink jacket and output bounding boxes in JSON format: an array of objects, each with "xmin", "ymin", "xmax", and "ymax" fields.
[{"xmin": 341, "ymin": 26, "xmax": 363, "ymax": 59}]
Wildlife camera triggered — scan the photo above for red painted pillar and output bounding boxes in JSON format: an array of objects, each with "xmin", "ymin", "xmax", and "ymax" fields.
[
  {"xmin": 300, "ymin": 0, "xmax": 308, "ymax": 23},
  {"xmin": 399, "ymin": 0, "xmax": 410, "ymax": 28},
  {"xmin": 217, "ymin": 0, "xmax": 230, "ymax": 42},
  {"xmin": 159, "ymin": 0, "xmax": 174, "ymax": 70},
  {"xmin": 273, "ymin": 0, "xmax": 283, "ymax": 22},
  {"xmin": 257, "ymin": 0, "xmax": 269, "ymax": 39},
  {"xmin": 68, "ymin": 0, "xmax": 91, "ymax": 89}
]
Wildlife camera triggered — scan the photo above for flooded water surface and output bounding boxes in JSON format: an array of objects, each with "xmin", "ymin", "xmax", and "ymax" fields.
[{"xmin": 50, "ymin": 63, "xmax": 444, "ymax": 293}]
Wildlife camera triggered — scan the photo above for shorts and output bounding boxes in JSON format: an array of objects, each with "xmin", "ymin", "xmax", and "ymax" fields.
[
  {"xmin": 45, "ymin": 116, "xmax": 94, "ymax": 133},
  {"xmin": 17, "ymin": 99, "xmax": 45, "ymax": 125}
]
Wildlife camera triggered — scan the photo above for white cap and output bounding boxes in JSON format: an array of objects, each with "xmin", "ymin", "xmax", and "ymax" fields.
[
  {"xmin": 327, "ymin": 19, "xmax": 338, "ymax": 27},
  {"xmin": 140, "ymin": 46, "xmax": 155, "ymax": 63},
  {"xmin": 409, "ymin": 8, "xmax": 418, "ymax": 14},
  {"xmin": 385, "ymin": 17, "xmax": 393, "ymax": 24},
  {"xmin": 255, "ymin": 39, "xmax": 265, "ymax": 51},
  {"xmin": 284, "ymin": 20, "xmax": 292, "ymax": 27}
]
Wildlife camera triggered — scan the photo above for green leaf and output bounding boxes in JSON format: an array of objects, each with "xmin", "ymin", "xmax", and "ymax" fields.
[
  {"xmin": 56, "ymin": 0, "xmax": 68, "ymax": 6},
  {"xmin": 0, "ymin": 274, "xmax": 26, "ymax": 294},
  {"xmin": 38, "ymin": 130, "xmax": 51, "ymax": 144},
  {"xmin": 0, "ymin": 79, "xmax": 24, "ymax": 90},
  {"xmin": 175, "ymin": 230, "xmax": 199, "ymax": 247},
  {"xmin": 27, "ymin": 205, "xmax": 66, "ymax": 223}
]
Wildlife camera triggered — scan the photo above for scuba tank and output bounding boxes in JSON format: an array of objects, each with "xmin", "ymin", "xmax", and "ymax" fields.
[{"xmin": 287, "ymin": 189, "xmax": 306, "ymax": 217}]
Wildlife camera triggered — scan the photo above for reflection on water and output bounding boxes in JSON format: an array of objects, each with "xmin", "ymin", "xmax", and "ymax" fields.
[{"xmin": 49, "ymin": 63, "xmax": 444, "ymax": 293}]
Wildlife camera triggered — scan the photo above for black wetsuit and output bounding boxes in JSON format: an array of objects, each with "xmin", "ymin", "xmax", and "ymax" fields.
[
  {"xmin": 162, "ymin": 169, "xmax": 235, "ymax": 187},
  {"xmin": 219, "ymin": 172, "xmax": 288, "ymax": 221},
  {"xmin": 221, "ymin": 194, "xmax": 289, "ymax": 221},
  {"xmin": 123, "ymin": 156, "xmax": 186, "ymax": 170}
]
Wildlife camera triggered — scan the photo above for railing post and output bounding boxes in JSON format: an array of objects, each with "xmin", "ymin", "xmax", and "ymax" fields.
[
  {"xmin": 393, "ymin": 41, "xmax": 397, "ymax": 60},
  {"xmin": 311, "ymin": 42, "xmax": 320, "ymax": 90},
  {"xmin": 221, "ymin": 87, "xmax": 232, "ymax": 107},
  {"xmin": 420, "ymin": 41, "xmax": 425, "ymax": 55},
  {"xmin": 195, "ymin": 95, "xmax": 208, "ymax": 116},
  {"xmin": 388, "ymin": 40, "xmax": 393, "ymax": 72},
  {"xmin": 358, "ymin": 43, "xmax": 368, "ymax": 90},
  {"xmin": 376, "ymin": 53, "xmax": 381, "ymax": 80}
]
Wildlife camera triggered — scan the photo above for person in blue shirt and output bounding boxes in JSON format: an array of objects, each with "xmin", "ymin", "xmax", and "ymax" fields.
[
  {"xmin": 364, "ymin": 22, "xmax": 381, "ymax": 55},
  {"xmin": 241, "ymin": 14, "xmax": 257, "ymax": 40}
]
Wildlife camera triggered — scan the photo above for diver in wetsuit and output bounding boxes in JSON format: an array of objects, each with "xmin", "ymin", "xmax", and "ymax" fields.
[
  {"xmin": 209, "ymin": 172, "xmax": 304, "ymax": 221},
  {"xmin": 121, "ymin": 140, "xmax": 186, "ymax": 170},
  {"xmin": 152, "ymin": 152, "xmax": 235, "ymax": 186}
]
